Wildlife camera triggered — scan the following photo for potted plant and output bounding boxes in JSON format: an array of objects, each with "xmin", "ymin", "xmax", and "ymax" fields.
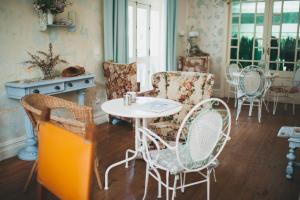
[
  {"xmin": 33, "ymin": 0, "xmax": 70, "ymax": 26},
  {"xmin": 24, "ymin": 43, "xmax": 68, "ymax": 80}
]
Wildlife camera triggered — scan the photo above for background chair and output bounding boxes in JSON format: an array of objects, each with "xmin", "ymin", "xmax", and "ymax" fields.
[
  {"xmin": 269, "ymin": 67, "xmax": 300, "ymax": 115},
  {"xmin": 103, "ymin": 61, "xmax": 139, "ymax": 124},
  {"xmin": 139, "ymin": 71, "xmax": 215, "ymax": 147},
  {"xmin": 139, "ymin": 98, "xmax": 231, "ymax": 200},
  {"xmin": 21, "ymin": 94, "xmax": 102, "ymax": 192},
  {"xmin": 225, "ymin": 63, "xmax": 241, "ymax": 107},
  {"xmin": 36, "ymin": 108, "xmax": 95, "ymax": 200},
  {"xmin": 236, "ymin": 65, "xmax": 266, "ymax": 123}
]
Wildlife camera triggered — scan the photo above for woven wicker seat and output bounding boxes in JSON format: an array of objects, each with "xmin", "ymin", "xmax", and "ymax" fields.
[{"xmin": 21, "ymin": 94, "xmax": 102, "ymax": 192}]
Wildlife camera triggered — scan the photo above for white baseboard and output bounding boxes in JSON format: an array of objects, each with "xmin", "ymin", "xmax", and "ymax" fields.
[
  {"xmin": 0, "ymin": 136, "xmax": 26, "ymax": 161},
  {"xmin": 93, "ymin": 111, "xmax": 108, "ymax": 125}
]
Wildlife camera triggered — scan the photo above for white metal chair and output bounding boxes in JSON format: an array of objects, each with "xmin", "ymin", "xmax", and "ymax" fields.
[
  {"xmin": 225, "ymin": 63, "xmax": 241, "ymax": 107},
  {"xmin": 269, "ymin": 67, "xmax": 300, "ymax": 115},
  {"xmin": 139, "ymin": 98, "xmax": 231, "ymax": 200},
  {"xmin": 236, "ymin": 65, "xmax": 266, "ymax": 123}
]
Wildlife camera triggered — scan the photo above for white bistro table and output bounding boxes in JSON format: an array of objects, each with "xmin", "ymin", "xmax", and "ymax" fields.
[{"xmin": 101, "ymin": 97, "xmax": 182, "ymax": 189}]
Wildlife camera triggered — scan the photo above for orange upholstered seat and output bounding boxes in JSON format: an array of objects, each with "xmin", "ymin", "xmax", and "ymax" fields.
[{"xmin": 37, "ymin": 121, "xmax": 94, "ymax": 200}]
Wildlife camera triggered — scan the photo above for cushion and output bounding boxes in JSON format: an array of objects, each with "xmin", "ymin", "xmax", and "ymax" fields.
[{"xmin": 150, "ymin": 146, "xmax": 219, "ymax": 174}]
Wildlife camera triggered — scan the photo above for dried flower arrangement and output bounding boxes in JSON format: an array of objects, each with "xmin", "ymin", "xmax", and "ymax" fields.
[
  {"xmin": 25, "ymin": 43, "xmax": 68, "ymax": 79},
  {"xmin": 33, "ymin": 0, "xmax": 71, "ymax": 14}
]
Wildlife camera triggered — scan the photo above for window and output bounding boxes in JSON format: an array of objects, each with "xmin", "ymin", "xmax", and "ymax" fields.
[
  {"xmin": 229, "ymin": 0, "xmax": 300, "ymax": 72},
  {"xmin": 128, "ymin": 0, "xmax": 165, "ymax": 91}
]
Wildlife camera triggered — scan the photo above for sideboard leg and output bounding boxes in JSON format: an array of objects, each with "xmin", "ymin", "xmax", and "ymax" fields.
[
  {"xmin": 77, "ymin": 90, "xmax": 86, "ymax": 105},
  {"xmin": 286, "ymin": 145, "xmax": 296, "ymax": 179},
  {"xmin": 17, "ymin": 114, "xmax": 37, "ymax": 161}
]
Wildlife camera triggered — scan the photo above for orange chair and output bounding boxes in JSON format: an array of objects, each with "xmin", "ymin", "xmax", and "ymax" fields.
[
  {"xmin": 36, "ymin": 108, "xmax": 95, "ymax": 200},
  {"xmin": 21, "ymin": 94, "xmax": 102, "ymax": 192}
]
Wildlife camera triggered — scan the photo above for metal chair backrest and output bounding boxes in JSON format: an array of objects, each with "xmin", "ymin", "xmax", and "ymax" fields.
[
  {"xmin": 238, "ymin": 65, "xmax": 265, "ymax": 98},
  {"xmin": 226, "ymin": 63, "xmax": 241, "ymax": 84},
  {"xmin": 293, "ymin": 67, "xmax": 300, "ymax": 87},
  {"xmin": 175, "ymin": 98, "xmax": 231, "ymax": 171}
]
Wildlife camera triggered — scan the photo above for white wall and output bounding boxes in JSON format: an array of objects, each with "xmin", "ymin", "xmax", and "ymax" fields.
[
  {"xmin": 177, "ymin": 0, "xmax": 229, "ymax": 97},
  {"xmin": 0, "ymin": 0, "xmax": 107, "ymax": 160}
]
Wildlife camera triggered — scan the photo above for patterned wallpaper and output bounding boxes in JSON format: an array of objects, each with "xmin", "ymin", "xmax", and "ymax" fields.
[{"xmin": 185, "ymin": 0, "xmax": 228, "ymax": 89}]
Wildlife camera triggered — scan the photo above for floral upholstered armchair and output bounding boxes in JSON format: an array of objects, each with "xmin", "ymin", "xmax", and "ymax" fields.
[
  {"xmin": 141, "ymin": 71, "xmax": 215, "ymax": 144},
  {"xmin": 103, "ymin": 61, "xmax": 139, "ymax": 122}
]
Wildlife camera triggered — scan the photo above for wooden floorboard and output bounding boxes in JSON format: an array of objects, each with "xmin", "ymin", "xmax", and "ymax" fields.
[{"xmin": 0, "ymin": 101, "xmax": 299, "ymax": 200}]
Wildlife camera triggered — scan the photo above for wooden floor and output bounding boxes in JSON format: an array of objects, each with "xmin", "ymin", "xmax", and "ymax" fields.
[{"xmin": 0, "ymin": 101, "xmax": 300, "ymax": 200}]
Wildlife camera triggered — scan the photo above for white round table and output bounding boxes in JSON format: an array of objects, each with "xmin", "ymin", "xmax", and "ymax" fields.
[{"xmin": 101, "ymin": 97, "xmax": 182, "ymax": 189}]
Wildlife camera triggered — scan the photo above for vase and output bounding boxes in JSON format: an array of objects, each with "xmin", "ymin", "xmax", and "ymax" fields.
[
  {"xmin": 47, "ymin": 10, "xmax": 54, "ymax": 25},
  {"xmin": 38, "ymin": 12, "xmax": 47, "ymax": 31},
  {"xmin": 41, "ymin": 68, "xmax": 56, "ymax": 80}
]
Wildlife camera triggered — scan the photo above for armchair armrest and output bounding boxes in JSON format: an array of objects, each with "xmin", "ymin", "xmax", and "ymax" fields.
[{"xmin": 137, "ymin": 89, "xmax": 156, "ymax": 97}]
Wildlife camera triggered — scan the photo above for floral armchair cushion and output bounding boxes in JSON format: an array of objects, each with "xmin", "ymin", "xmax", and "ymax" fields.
[
  {"xmin": 147, "ymin": 71, "xmax": 215, "ymax": 142},
  {"xmin": 103, "ymin": 61, "xmax": 138, "ymax": 100}
]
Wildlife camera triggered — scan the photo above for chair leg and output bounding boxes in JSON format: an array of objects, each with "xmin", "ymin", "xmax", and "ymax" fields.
[
  {"xmin": 207, "ymin": 170, "xmax": 210, "ymax": 200},
  {"xmin": 152, "ymin": 168, "xmax": 162, "ymax": 198},
  {"xmin": 179, "ymin": 172, "xmax": 186, "ymax": 193},
  {"xmin": 293, "ymin": 102, "xmax": 295, "ymax": 115},
  {"xmin": 171, "ymin": 175, "xmax": 178, "ymax": 200},
  {"xmin": 248, "ymin": 101, "xmax": 254, "ymax": 116},
  {"xmin": 236, "ymin": 99, "xmax": 243, "ymax": 121},
  {"xmin": 23, "ymin": 160, "xmax": 37, "ymax": 192},
  {"xmin": 94, "ymin": 157, "xmax": 103, "ymax": 190},
  {"xmin": 273, "ymin": 94, "xmax": 279, "ymax": 115},
  {"xmin": 166, "ymin": 171, "xmax": 170, "ymax": 200},
  {"xmin": 234, "ymin": 87, "xmax": 238, "ymax": 108},
  {"xmin": 258, "ymin": 100, "xmax": 262, "ymax": 123},
  {"xmin": 143, "ymin": 165, "xmax": 150, "ymax": 200},
  {"xmin": 227, "ymin": 85, "xmax": 230, "ymax": 103},
  {"xmin": 36, "ymin": 183, "xmax": 46, "ymax": 200}
]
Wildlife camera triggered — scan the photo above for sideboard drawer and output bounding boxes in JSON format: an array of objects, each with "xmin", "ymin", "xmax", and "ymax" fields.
[
  {"xmin": 29, "ymin": 83, "xmax": 65, "ymax": 94},
  {"xmin": 65, "ymin": 78, "xmax": 94, "ymax": 92}
]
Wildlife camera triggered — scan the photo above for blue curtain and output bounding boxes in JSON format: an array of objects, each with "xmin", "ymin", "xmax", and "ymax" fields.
[
  {"xmin": 103, "ymin": 0, "xmax": 129, "ymax": 63},
  {"xmin": 165, "ymin": 0, "xmax": 178, "ymax": 71}
]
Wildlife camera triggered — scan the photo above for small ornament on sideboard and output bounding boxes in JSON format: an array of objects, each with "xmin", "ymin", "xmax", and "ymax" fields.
[
  {"xmin": 62, "ymin": 66, "xmax": 85, "ymax": 77},
  {"xmin": 24, "ymin": 43, "xmax": 68, "ymax": 80}
]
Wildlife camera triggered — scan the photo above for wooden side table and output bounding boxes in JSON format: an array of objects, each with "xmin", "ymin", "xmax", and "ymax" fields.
[
  {"xmin": 177, "ymin": 56, "xmax": 210, "ymax": 73},
  {"xmin": 277, "ymin": 126, "xmax": 300, "ymax": 179},
  {"xmin": 5, "ymin": 73, "xmax": 95, "ymax": 161}
]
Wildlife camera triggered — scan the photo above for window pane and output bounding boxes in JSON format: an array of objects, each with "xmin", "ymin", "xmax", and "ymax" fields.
[
  {"xmin": 270, "ymin": 49, "xmax": 279, "ymax": 61},
  {"xmin": 257, "ymin": 2, "xmax": 265, "ymax": 13},
  {"xmin": 137, "ymin": 7, "xmax": 148, "ymax": 57},
  {"xmin": 231, "ymin": 38, "xmax": 238, "ymax": 46},
  {"xmin": 283, "ymin": 1, "xmax": 300, "ymax": 12},
  {"xmin": 269, "ymin": 62, "xmax": 277, "ymax": 70},
  {"xmin": 241, "ymin": 13, "xmax": 255, "ymax": 24},
  {"xmin": 280, "ymin": 37, "xmax": 296, "ymax": 62},
  {"xmin": 256, "ymin": 26, "xmax": 263, "ymax": 38},
  {"xmin": 256, "ymin": 15, "xmax": 264, "ymax": 25},
  {"xmin": 239, "ymin": 36, "xmax": 253, "ymax": 60},
  {"xmin": 232, "ymin": 2, "xmax": 240, "ymax": 13},
  {"xmin": 272, "ymin": 14, "xmax": 281, "ymax": 25},
  {"xmin": 273, "ymin": 1, "xmax": 282, "ymax": 13},
  {"xmin": 128, "ymin": 6, "xmax": 134, "ymax": 58},
  {"xmin": 270, "ymin": 39, "xmax": 279, "ymax": 48},
  {"xmin": 254, "ymin": 47, "xmax": 262, "ymax": 60},
  {"xmin": 230, "ymin": 48, "xmax": 237, "ymax": 60},
  {"xmin": 241, "ymin": 2, "xmax": 255, "ymax": 13}
]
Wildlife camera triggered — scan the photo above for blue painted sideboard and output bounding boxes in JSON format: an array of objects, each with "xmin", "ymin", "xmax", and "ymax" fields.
[{"xmin": 5, "ymin": 73, "xmax": 95, "ymax": 161}]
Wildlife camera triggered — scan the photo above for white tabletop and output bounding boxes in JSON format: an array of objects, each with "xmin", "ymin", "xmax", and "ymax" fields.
[
  {"xmin": 232, "ymin": 71, "xmax": 276, "ymax": 78},
  {"xmin": 101, "ymin": 97, "xmax": 182, "ymax": 119}
]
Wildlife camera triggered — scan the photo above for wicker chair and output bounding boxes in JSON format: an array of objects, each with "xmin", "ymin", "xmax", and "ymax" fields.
[{"xmin": 21, "ymin": 94, "xmax": 102, "ymax": 192}]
